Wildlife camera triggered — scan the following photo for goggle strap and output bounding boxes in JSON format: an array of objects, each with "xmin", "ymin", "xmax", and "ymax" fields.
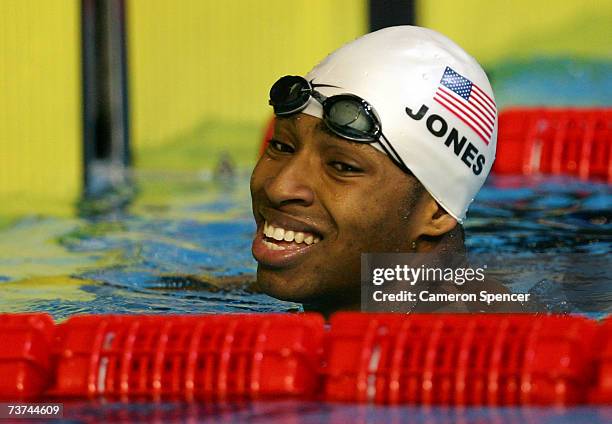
[
  {"xmin": 310, "ymin": 82, "xmax": 340, "ymax": 89},
  {"xmin": 379, "ymin": 133, "xmax": 410, "ymax": 173}
]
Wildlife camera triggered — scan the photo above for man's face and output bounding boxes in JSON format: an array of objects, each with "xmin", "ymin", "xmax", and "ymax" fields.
[{"xmin": 250, "ymin": 114, "xmax": 426, "ymax": 305}]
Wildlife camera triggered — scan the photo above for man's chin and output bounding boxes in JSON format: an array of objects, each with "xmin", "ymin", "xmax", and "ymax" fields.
[{"xmin": 255, "ymin": 268, "xmax": 322, "ymax": 303}]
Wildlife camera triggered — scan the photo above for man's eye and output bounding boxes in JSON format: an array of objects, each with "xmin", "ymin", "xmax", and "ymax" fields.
[
  {"xmin": 330, "ymin": 161, "xmax": 362, "ymax": 173},
  {"xmin": 268, "ymin": 139, "xmax": 294, "ymax": 153}
]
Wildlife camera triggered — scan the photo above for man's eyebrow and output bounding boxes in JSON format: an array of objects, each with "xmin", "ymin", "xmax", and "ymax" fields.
[
  {"xmin": 315, "ymin": 120, "xmax": 336, "ymax": 138},
  {"xmin": 315, "ymin": 120, "xmax": 367, "ymax": 151},
  {"xmin": 316, "ymin": 120, "xmax": 360, "ymax": 147},
  {"xmin": 275, "ymin": 115, "xmax": 296, "ymax": 129}
]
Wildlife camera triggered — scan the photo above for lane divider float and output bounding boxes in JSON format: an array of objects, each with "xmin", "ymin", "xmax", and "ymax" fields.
[{"xmin": 0, "ymin": 312, "xmax": 609, "ymax": 405}]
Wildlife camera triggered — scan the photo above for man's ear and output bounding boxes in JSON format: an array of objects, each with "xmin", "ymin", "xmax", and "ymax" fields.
[{"xmin": 419, "ymin": 195, "xmax": 458, "ymax": 237}]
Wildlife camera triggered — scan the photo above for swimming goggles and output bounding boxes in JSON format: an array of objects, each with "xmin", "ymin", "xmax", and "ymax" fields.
[{"xmin": 268, "ymin": 75, "xmax": 410, "ymax": 173}]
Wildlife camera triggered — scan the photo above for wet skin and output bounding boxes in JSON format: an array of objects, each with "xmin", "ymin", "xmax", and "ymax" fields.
[{"xmin": 250, "ymin": 114, "xmax": 458, "ymax": 310}]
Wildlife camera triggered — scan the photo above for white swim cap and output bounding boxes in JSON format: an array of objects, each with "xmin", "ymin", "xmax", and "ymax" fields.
[{"xmin": 302, "ymin": 26, "xmax": 497, "ymax": 222}]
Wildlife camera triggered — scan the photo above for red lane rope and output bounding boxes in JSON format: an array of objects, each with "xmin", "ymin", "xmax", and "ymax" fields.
[
  {"xmin": 0, "ymin": 312, "xmax": 609, "ymax": 405},
  {"xmin": 494, "ymin": 107, "xmax": 612, "ymax": 182}
]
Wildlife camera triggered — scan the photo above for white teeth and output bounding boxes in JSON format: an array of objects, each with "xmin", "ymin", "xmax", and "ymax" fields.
[
  {"xmin": 272, "ymin": 227, "xmax": 285, "ymax": 241},
  {"xmin": 263, "ymin": 221, "xmax": 321, "ymax": 246},
  {"xmin": 263, "ymin": 239, "xmax": 286, "ymax": 251},
  {"xmin": 264, "ymin": 224, "xmax": 274, "ymax": 238}
]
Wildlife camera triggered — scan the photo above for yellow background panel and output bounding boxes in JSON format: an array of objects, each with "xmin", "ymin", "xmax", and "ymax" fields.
[
  {"xmin": 418, "ymin": 0, "xmax": 612, "ymax": 66},
  {"xmin": 0, "ymin": 0, "xmax": 82, "ymax": 216},
  {"xmin": 2, "ymin": 0, "xmax": 608, "ymax": 216},
  {"xmin": 127, "ymin": 0, "xmax": 367, "ymax": 165}
]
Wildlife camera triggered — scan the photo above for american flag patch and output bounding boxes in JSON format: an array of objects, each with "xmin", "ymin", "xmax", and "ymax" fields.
[{"xmin": 433, "ymin": 67, "xmax": 497, "ymax": 145}]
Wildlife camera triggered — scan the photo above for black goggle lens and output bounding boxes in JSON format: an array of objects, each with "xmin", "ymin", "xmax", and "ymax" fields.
[
  {"xmin": 269, "ymin": 75, "xmax": 311, "ymax": 115},
  {"xmin": 324, "ymin": 96, "xmax": 378, "ymax": 141},
  {"xmin": 269, "ymin": 77, "xmax": 380, "ymax": 142}
]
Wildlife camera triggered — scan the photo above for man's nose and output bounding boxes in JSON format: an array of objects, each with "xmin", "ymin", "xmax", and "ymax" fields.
[{"xmin": 264, "ymin": 153, "xmax": 316, "ymax": 208}]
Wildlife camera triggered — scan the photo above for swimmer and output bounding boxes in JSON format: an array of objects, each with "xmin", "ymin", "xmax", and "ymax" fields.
[{"xmin": 250, "ymin": 26, "xmax": 525, "ymax": 315}]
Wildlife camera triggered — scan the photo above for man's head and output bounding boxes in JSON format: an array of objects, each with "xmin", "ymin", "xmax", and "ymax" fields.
[{"xmin": 250, "ymin": 26, "xmax": 497, "ymax": 308}]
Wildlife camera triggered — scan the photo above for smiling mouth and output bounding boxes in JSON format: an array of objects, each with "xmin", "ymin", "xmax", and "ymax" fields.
[
  {"xmin": 262, "ymin": 221, "xmax": 321, "ymax": 251},
  {"xmin": 252, "ymin": 220, "xmax": 323, "ymax": 268}
]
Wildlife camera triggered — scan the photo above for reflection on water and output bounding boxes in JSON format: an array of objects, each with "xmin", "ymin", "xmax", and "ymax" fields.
[
  {"xmin": 0, "ymin": 170, "xmax": 301, "ymax": 318},
  {"xmin": 0, "ymin": 171, "xmax": 610, "ymax": 320},
  {"xmin": 59, "ymin": 400, "xmax": 612, "ymax": 424},
  {"xmin": 467, "ymin": 175, "xmax": 612, "ymax": 318}
]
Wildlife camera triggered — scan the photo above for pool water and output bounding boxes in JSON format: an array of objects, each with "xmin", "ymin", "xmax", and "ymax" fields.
[
  {"xmin": 1, "ymin": 170, "xmax": 610, "ymax": 423},
  {"xmin": 0, "ymin": 170, "xmax": 610, "ymax": 320},
  {"xmin": 57, "ymin": 400, "xmax": 612, "ymax": 423}
]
